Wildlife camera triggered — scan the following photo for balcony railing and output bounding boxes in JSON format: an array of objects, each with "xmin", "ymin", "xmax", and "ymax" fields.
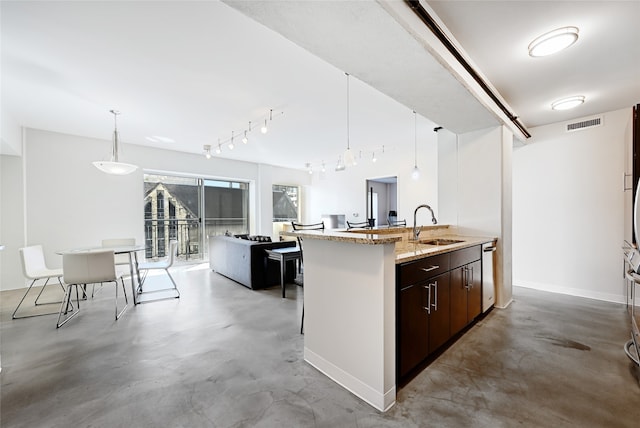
[{"xmin": 144, "ymin": 217, "xmax": 248, "ymax": 260}]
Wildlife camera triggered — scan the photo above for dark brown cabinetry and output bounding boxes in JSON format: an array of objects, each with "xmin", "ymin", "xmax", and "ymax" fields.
[
  {"xmin": 450, "ymin": 260, "xmax": 482, "ymax": 336},
  {"xmin": 450, "ymin": 245, "xmax": 482, "ymax": 336},
  {"xmin": 397, "ymin": 245, "xmax": 482, "ymax": 380}
]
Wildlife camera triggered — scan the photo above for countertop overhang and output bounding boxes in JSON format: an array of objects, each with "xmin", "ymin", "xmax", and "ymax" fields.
[{"xmin": 281, "ymin": 226, "xmax": 496, "ymax": 264}]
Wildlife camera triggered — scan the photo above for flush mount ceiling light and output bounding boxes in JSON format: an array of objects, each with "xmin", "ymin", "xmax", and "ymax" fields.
[
  {"xmin": 92, "ymin": 110, "xmax": 138, "ymax": 175},
  {"xmin": 551, "ymin": 95, "xmax": 585, "ymax": 111},
  {"xmin": 528, "ymin": 26, "xmax": 579, "ymax": 57}
]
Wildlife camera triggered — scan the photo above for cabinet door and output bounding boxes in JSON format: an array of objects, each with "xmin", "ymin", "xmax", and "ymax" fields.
[
  {"xmin": 449, "ymin": 266, "xmax": 468, "ymax": 336},
  {"xmin": 466, "ymin": 260, "xmax": 482, "ymax": 322},
  {"xmin": 398, "ymin": 284, "xmax": 429, "ymax": 378},
  {"xmin": 428, "ymin": 272, "xmax": 450, "ymax": 353}
]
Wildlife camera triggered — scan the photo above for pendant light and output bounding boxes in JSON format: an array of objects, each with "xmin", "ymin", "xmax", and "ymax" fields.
[
  {"xmin": 93, "ymin": 110, "xmax": 138, "ymax": 175},
  {"xmin": 411, "ymin": 110, "xmax": 420, "ymax": 180},
  {"xmin": 343, "ymin": 72, "xmax": 356, "ymax": 167}
]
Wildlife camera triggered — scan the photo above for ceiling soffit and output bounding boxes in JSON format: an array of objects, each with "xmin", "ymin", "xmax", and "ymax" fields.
[{"xmin": 224, "ymin": 0, "xmax": 502, "ymax": 135}]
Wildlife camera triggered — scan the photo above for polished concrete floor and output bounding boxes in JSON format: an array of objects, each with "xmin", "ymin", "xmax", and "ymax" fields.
[{"xmin": 1, "ymin": 264, "xmax": 639, "ymax": 427}]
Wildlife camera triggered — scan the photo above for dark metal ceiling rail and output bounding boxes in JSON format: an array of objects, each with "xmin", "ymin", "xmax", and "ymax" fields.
[{"xmin": 405, "ymin": 0, "xmax": 531, "ymax": 139}]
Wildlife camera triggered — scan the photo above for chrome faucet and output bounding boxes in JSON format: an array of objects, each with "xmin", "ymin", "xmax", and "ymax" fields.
[{"xmin": 413, "ymin": 204, "xmax": 438, "ymax": 240}]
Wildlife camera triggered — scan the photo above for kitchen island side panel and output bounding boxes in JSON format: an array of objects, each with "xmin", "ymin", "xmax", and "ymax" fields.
[{"xmin": 302, "ymin": 239, "xmax": 396, "ymax": 411}]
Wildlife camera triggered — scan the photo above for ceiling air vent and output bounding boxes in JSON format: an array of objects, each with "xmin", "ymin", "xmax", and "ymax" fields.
[{"xmin": 566, "ymin": 116, "xmax": 603, "ymax": 132}]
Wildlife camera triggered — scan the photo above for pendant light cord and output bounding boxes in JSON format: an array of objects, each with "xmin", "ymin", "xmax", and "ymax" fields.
[
  {"xmin": 413, "ymin": 110, "xmax": 417, "ymax": 168},
  {"xmin": 346, "ymin": 72, "xmax": 350, "ymax": 151},
  {"xmin": 110, "ymin": 109, "xmax": 120, "ymax": 162}
]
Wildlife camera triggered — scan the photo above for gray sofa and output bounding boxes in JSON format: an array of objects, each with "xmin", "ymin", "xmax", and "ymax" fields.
[{"xmin": 208, "ymin": 235, "xmax": 296, "ymax": 289}]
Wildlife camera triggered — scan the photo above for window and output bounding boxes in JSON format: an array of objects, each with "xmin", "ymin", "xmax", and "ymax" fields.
[
  {"xmin": 273, "ymin": 185, "xmax": 299, "ymax": 222},
  {"xmin": 144, "ymin": 174, "xmax": 250, "ymax": 261}
]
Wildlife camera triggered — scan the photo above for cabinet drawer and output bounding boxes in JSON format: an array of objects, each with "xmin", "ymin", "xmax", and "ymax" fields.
[
  {"xmin": 398, "ymin": 253, "xmax": 450, "ymax": 288},
  {"xmin": 450, "ymin": 245, "xmax": 481, "ymax": 269}
]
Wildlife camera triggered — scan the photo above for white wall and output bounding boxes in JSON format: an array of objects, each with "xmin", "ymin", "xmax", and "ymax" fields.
[
  {"xmin": 512, "ymin": 108, "xmax": 632, "ymax": 303},
  {"xmin": 438, "ymin": 125, "xmax": 514, "ymax": 307},
  {"xmin": 0, "ymin": 128, "xmax": 309, "ymax": 290},
  {"xmin": 1, "ymin": 152, "xmax": 26, "ymax": 290},
  {"xmin": 305, "ymin": 130, "xmax": 439, "ymax": 228},
  {"xmin": 1, "ymin": 111, "xmax": 22, "ymax": 156}
]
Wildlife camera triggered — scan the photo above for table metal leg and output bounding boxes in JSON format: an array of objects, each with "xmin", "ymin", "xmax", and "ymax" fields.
[
  {"xmin": 129, "ymin": 252, "xmax": 138, "ymax": 305},
  {"xmin": 281, "ymin": 255, "xmax": 286, "ymax": 298}
]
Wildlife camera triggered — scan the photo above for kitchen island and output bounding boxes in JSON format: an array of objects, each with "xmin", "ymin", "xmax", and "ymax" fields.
[{"xmin": 282, "ymin": 225, "xmax": 495, "ymax": 411}]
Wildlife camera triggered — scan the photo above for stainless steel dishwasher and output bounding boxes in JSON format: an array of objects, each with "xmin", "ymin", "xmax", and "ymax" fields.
[{"xmin": 482, "ymin": 240, "xmax": 497, "ymax": 313}]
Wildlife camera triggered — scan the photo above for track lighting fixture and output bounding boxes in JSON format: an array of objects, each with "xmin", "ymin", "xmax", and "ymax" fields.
[
  {"xmin": 261, "ymin": 110, "xmax": 272, "ymax": 134},
  {"xmin": 228, "ymin": 131, "xmax": 235, "ymax": 150},
  {"xmin": 203, "ymin": 144, "xmax": 212, "ymax": 159},
  {"xmin": 208, "ymin": 110, "xmax": 281, "ymax": 157}
]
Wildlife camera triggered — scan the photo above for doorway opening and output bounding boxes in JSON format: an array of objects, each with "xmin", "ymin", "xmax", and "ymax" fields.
[{"xmin": 365, "ymin": 176, "xmax": 398, "ymax": 227}]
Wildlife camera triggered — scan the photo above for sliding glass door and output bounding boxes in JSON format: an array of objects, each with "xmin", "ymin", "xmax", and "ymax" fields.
[{"xmin": 144, "ymin": 174, "xmax": 249, "ymax": 261}]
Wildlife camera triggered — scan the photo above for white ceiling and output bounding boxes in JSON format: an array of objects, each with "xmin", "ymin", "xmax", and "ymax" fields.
[
  {"xmin": 2, "ymin": 1, "xmax": 639, "ymax": 170},
  {"xmin": 427, "ymin": 0, "xmax": 640, "ymax": 128}
]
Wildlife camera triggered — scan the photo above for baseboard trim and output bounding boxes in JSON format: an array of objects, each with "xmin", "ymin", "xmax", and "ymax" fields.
[
  {"xmin": 514, "ymin": 280, "xmax": 625, "ymax": 304},
  {"xmin": 304, "ymin": 347, "xmax": 396, "ymax": 412}
]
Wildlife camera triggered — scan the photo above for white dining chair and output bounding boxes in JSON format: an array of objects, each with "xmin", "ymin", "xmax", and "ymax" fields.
[
  {"xmin": 14, "ymin": 245, "xmax": 65, "ymax": 319},
  {"xmin": 57, "ymin": 250, "xmax": 128, "ymax": 328},
  {"xmin": 136, "ymin": 240, "xmax": 180, "ymax": 300},
  {"xmin": 95, "ymin": 238, "xmax": 136, "ymax": 297},
  {"xmin": 102, "ymin": 238, "xmax": 136, "ymax": 268}
]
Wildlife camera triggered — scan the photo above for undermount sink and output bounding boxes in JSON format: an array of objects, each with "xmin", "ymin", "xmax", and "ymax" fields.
[{"xmin": 419, "ymin": 238, "xmax": 464, "ymax": 246}]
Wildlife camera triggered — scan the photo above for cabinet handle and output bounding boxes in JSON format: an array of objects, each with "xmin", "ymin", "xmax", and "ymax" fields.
[
  {"xmin": 469, "ymin": 266, "xmax": 474, "ymax": 289},
  {"xmin": 464, "ymin": 266, "xmax": 471, "ymax": 290},
  {"xmin": 422, "ymin": 284, "xmax": 431, "ymax": 314},
  {"xmin": 421, "ymin": 265, "xmax": 440, "ymax": 273},
  {"xmin": 430, "ymin": 281, "xmax": 438, "ymax": 311}
]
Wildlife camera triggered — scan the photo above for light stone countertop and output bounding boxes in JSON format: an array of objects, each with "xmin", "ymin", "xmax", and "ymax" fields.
[{"xmin": 280, "ymin": 226, "xmax": 496, "ymax": 264}]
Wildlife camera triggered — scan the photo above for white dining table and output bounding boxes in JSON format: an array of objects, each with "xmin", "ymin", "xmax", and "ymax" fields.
[{"xmin": 57, "ymin": 245, "xmax": 146, "ymax": 305}]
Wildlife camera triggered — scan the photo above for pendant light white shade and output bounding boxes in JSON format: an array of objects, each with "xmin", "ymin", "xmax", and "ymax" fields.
[
  {"xmin": 528, "ymin": 26, "xmax": 579, "ymax": 57},
  {"xmin": 92, "ymin": 160, "xmax": 138, "ymax": 175},
  {"xmin": 344, "ymin": 147, "xmax": 356, "ymax": 166},
  {"xmin": 93, "ymin": 110, "xmax": 138, "ymax": 175},
  {"xmin": 411, "ymin": 166, "xmax": 420, "ymax": 180}
]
